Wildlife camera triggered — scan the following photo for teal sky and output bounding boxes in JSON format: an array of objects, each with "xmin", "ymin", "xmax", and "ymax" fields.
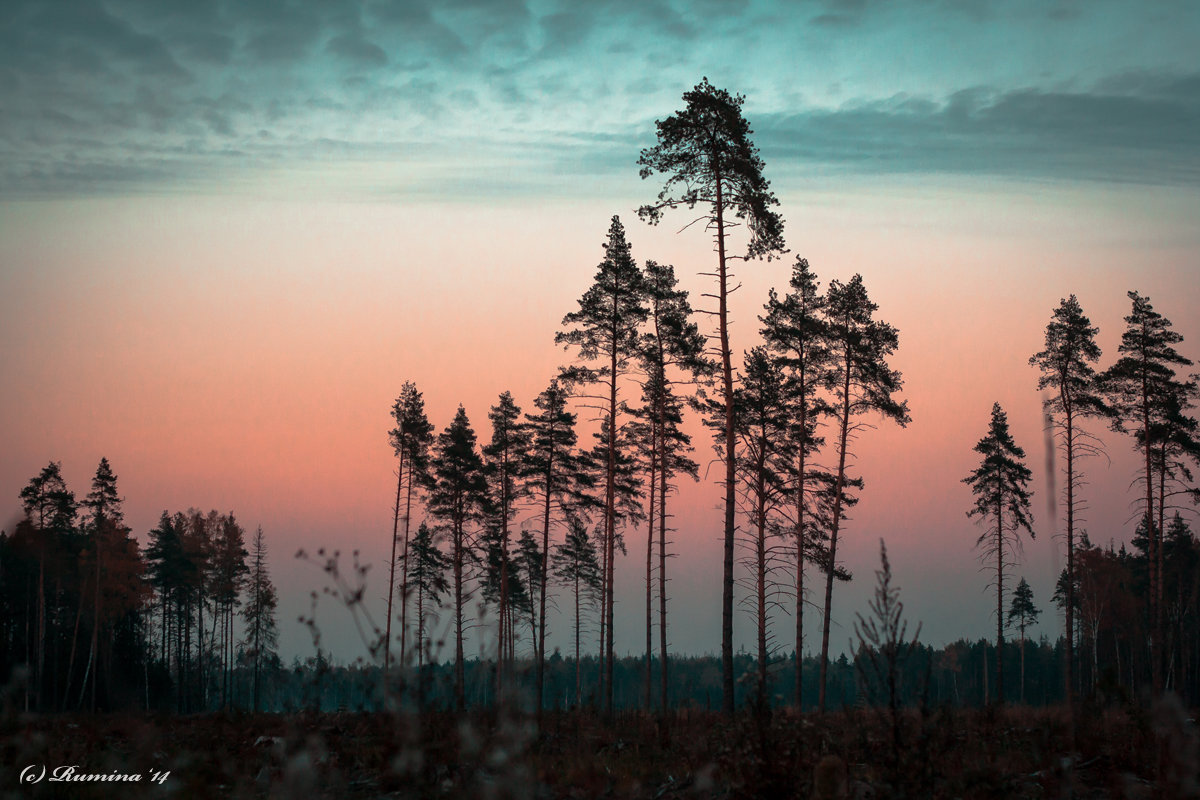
[{"xmin": 4, "ymin": 0, "xmax": 1199, "ymax": 198}]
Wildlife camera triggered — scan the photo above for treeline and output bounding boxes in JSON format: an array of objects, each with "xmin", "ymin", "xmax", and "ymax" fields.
[
  {"xmin": 0, "ymin": 458, "xmax": 281, "ymax": 712},
  {"xmin": 209, "ymin": 640, "xmax": 1082, "ymax": 714}
]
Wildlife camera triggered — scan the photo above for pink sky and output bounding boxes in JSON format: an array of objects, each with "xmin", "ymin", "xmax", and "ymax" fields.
[{"xmin": 2, "ymin": 176, "xmax": 1198, "ymax": 662}]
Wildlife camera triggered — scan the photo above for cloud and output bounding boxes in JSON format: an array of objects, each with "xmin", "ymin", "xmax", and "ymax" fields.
[{"xmin": 754, "ymin": 74, "xmax": 1200, "ymax": 186}]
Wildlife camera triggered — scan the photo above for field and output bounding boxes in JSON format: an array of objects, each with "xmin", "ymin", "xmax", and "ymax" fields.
[{"xmin": 5, "ymin": 701, "xmax": 1197, "ymax": 799}]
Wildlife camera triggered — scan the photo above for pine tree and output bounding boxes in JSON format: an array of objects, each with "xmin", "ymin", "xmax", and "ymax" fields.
[
  {"xmin": 760, "ymin": 257, "xmax": 831, "ymax": 708},
  {"xmin": 817, "ymin": 275, "xmax": 909, "ymax": 710},
  {"xmin": 481, "ymin": 390, "xmax": 530, "ymax": 703},
  {"xmin": 407, "ymin": 522, "xmax": 450, "ymax": 710},
  {"xmin": 211, "ymin": 514, "xmax": 248, "ymax": 709},
  {"xmin": 635, "ymin": 259, "xmax": 708, "ymax": 711},
  {"xmin": 242, "ymin": 526, "xmax": 278, "ymax": 712},
  {"xmin": 18, "ymin": 462, "xmax": 76, "ymax": 711},
  {"xmin": 638, "ymin": 78, "xmax": 786, "ymax": 714},
  {"xmin": 963, "ymin": 403, "xmax": 1034, "ymax": 706},
  {"xmin": 734, "ymin": 346, "xmax": 795, "ymax": 712},
  {"xmin": 386, "ymin": 382, "xmax": 434, "ymax": 676},
  {"xmin": 1029, "ymin": 294, "xmax": 1104, "ymax": 712},
  {"xmin": 1007, "ymin": 577, "xmax": 1040, "ymax": 704},
  {"xmin": 552, "ymin": 517, "xmax": 602, "ymax": 707},
  {"xmin": 427, "ymin": 406, "xmax": 488, "ymax": 711},
  {"xmin": 519, "ymin": 378, "xmax": 595, "ymax": 715},
  {"xmin": 555, "ymin": 215, "xmax": 647, "ymax": 712},
  {"xmin": 1101, "ymin": 291, "xmax": 1193, "ymax": 693}
]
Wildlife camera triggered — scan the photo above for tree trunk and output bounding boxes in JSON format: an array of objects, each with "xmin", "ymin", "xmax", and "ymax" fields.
[
  {"xmin": 714, "ymin": 170, "xmax": 736, "ymax": 717},
  {"xmin": 658, "ymin": 414, "xmax": 670, "ymax": 713},
  {"xmin": 819, "ymin": 340, "xmax": 853, "ymax": 711},
  {"xmin": 385, "ymin": 446, "xmax": 406, "ymax": 675}
]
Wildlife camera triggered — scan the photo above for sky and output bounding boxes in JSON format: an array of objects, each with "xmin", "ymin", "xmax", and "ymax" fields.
[{"xmin": 2, "ymin": 0, "xmax": 1199, "ymax": 667}]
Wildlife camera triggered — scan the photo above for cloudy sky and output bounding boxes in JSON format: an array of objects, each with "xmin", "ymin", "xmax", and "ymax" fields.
[{"xmin": 2, "ymin": 0, "xmax": 1199, "ymax": 664}]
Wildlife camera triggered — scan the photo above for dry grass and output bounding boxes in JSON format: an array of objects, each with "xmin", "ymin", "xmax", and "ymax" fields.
[{"xmin": 2, "ymin": 703, "xmax": 1194, "ymax": 798}]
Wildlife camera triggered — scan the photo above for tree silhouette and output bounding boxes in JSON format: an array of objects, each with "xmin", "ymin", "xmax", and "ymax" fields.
[
  {"xmin": 481, "ymin": 390, "xmax": 530, "ymax": 704},
  {"xmin": 556, "ymin": 215, "xmax": 647, "ymax": 713},
  {"xmin": 760, "ymin": 257, "xmax": 832, "ymax": 708},
  {"xmin": 407, "ymin": 522, "xmax": 450, "ymax": 711},
  {"xmin": 386, "ymin": 382, "xmax": 434, "ymax": 677},
  {"xmin": 1007, "ymin": 577, "xmax": 1040, "ymax": 704},
  {"xmin": 734, "ymin": 346, "xmax": 794, "ymax": 713},
  {"xmin": 817, "ymin": 275, "xmax": 909, "ymax": 711},
  {"xmin": 1101, "ymin": 291, "xmax": 1193, "ymax": 693},
  {"xmin": 519, "ymin": 378, "xmax": 595, "ymax": 716},
  {"xmin": 211, "ymin": 513, "xmax": 248, "ymax": 709},
  {"xmin": 634, "ymin": 258, "xmax": 708, "ymax": 711},
  {"xmin": 427, "ymin": 406, "xmax": 489, "ymax": 712},
  {"xmin": 18, "ymin": 461, "xmax": 76, "ymax": 711},
  {"xmin": 1029, "ymin": 294, "xmax": 1104, "ymax": 713},
  {"xmin": 242, "ymin": 525, "xmax": 278, "ymax": 713},
  {"xmin": 552, "ymin": 517, "xmax": 602, "ymax": 707},
  {"xmin": 963, "ymin": 403, "xmax": 1034, "ymax": 706},
  {"xmin": 638, "ymin": 78, "xmax": 786, "ymax": 714}
]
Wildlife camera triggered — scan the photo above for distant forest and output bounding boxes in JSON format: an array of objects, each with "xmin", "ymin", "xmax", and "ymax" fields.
[{"xmin": 2, "ymin": 79, "xmax": 1198, "ymax": 721}]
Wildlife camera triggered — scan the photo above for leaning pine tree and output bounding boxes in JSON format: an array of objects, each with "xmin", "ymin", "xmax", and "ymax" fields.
[
  {"xmin": 638, "ymin": 79, "xmax": 786, "ymax": 713},
  {"xmin": 963, "ymin": 402, "xmax": 1034, "ymax": 707},
  {"xmin": 817, "ymin": 275, "xmax": 909, "ymax": 711},
  {"xmin": 1029, "ymin": 295, "xmax": 1104, "ymax": 713},
  {"xmin": 555, "ymin": 216, "xmax": 647, "ymax": 713}
]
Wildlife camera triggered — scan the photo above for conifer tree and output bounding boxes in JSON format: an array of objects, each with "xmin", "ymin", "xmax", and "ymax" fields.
[
  {"xmin": 760, "ymin": 257, "xmax": 831, "ymax": 707},
  {"xmin": 407, "ymin": 522, "xmax": 450, "ymax": 710},
  {"xmin": 552, "ymin": 517, "xmax": 602, "ymax": 707},
  {"xmin": 386, "ymin": 382, "xmax": 434, "ymax": 675},
  {"xmin": 1029, "ymin": 294, "xmax": 1105, "ymax": 711},
  {"xmin": 520, "ymin": 378, "xmax": 594, "ymax": 715},
  {"xmin": 482, "ymin": 391, "xmax": 530, "ymax": 702},
  {"xmin": 211, "ymin": 513, "xmax": 248, "ymax": 708},
  {"xmin": 734, "ymin": 346, "xmax": 795, "ymax": 712},
  {"xmin": 1007, "ymin": 577, "xmax": 1040, "ymax": 704},
  {"xmin": 242, "ymin": 525, "xmax": 278, "ymax": 712},
  {"xmin": 638, "ymin": 78, "xmax": 786, "ymax": 714},
  {"xmin": 427, "ymin": 406, "xmax": 488, "ymax": 711},
  {"xmin": 555, "ymin": 215, "xmax": 647, "ymax": 712},
  {"xmin": 19, "ymin": 462, "xmax": 76, "ymax": 711},
  {"xmin": 1101, "ymin": 291, "xmax": 1194, "ymax": 693},
  {"xmin": 963, "ymin": 403, "xmax": 1034, "ymax": 706},
  {"xmin": 817, "ymin": 275, "xmax": 909, "ymax": 710},
  {"xmin": 635, "ymin": 259, "xmax": 707, "ymax": 710}
]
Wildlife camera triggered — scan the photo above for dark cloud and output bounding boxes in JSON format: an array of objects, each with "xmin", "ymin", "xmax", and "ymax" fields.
[
  {"xmin": 326, "ymin": 33, "xmax": 388, "ymax": 67},
  {"xmin": 754, "ymin": 74, "xmax": 1200, "ymax": 185}
]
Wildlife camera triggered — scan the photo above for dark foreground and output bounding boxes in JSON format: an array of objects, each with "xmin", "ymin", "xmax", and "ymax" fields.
[{"xmin": 2, "ymin": 701, "xmax": 1197, "ymax": 799}]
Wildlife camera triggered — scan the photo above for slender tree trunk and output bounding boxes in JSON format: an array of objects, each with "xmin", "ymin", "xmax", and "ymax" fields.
[
  {"xmin": 385, "ymin": 447, "xmax": 405, "ymax": 675},
  {"xmin": 399, "ymin": 462, "xmax": 416, "ymax": 678},
  {"xmin": 1142, "ymin": 362, "xmax": 1161, "ymax": 694},
  {"xmin": 537, "ymin": 461, "xmax": 553, "ymax": 723},
  {"xmin": 714, "ymin": 174, "xmax": 737, "ymax": 717},
  {"xmin": 819, "ymin": 343, "xmax": 853, "ymax": 711},
  {"xmin": 454, "ymin": 514, "xmax": 465, "ymax": 712},
  {"xmin": 756, "ymin": 453, "xmax": 768, "ymax": 712},
  {"xmin": 795, "ymin": 400, "xmax": 807, "ymax": 710},
  {"xmin": 658, "ymin": 417, "xmax": 670, "ymax": 713},
  {"xmin": 1064, "ymin": 402, "xmax": 1076, "ymax": 722},
  {"xmin": 996, "ymin": 493, "xmax": 1005, "ymax": 706},
  {"xmin": 645, "ymin": 422, "xmax": 657, "ymax": 711},
  {"xmin": 605, "ymin": 303, "xmax": 619, "ymax": 714},
  {"xmin": 574, "ymin": 570, "xmax": 582, "ymax": 707}
]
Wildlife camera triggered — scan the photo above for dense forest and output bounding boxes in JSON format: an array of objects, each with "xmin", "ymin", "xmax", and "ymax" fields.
[{"xmin": 2, "ymin": 78, "xmax": 1198, "ymax": 798}]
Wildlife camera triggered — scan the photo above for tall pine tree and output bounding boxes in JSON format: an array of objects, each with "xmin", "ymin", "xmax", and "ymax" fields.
[{"xmin": 638, "ymin": 79, "xmax": 786, "ymax": 714}]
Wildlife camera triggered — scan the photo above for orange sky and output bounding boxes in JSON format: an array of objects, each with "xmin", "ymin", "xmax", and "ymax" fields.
[{"xmin": 2, "ymin": 175, "xmax": 1198, "ymax": 662}]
